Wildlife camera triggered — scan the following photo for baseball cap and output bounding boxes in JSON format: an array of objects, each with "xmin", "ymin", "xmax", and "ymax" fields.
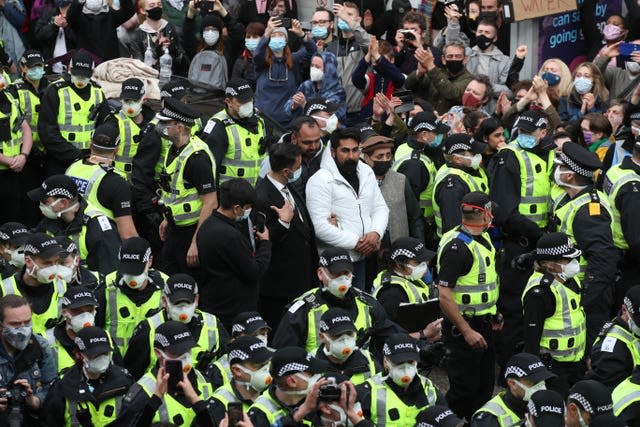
[
  {"xmin": 443, "ymin": 133, "xmax": 487, "ymax": 155},
  {"xmin": 62, "ymin": 286, "xmax": 99, "ymax": 309},
  {"xmin": 154, "ymin": 320, "xmax": 198, "ymax": 355},
  {"xmin": 623, "ymin": 286, "xmax": 640, "ymax": 324},
  {"xmin": 318, "ymin": 248, "xmax": 353, "ymax": 275},
  {"xmin": 120, "ymin": 77, "xmax": 146, "ymax": 101},
  {"xmin": 568, "ymin": 380, "xmax": 613, "ymax": 417},
  {"xmin": 164, "ymin": 274, "xmax": 198, "ymax": 304},
  {"xmin": 533, "ymin": 232, "xmax": 582, "ymax": 261},
  {"xmin": 504, "ymin": 353, "xmax": 556, "ymax": 383},
  {"xmin": 28, "ymin": 174, "xmax": 78, "ymax": 202},
  {"xmin": 92, "ymin": 120, "xmax": 121, "ymax": 150},
  {"xmin": 319, "ymin": 308, "xmax": 356, "ymax": 337},
  {"xmin": 24, "ymin": 233, "xmax": 68, "ymax": 259},
  {"xmin": 305, "ymin": 97, "xmax": 339, "ymax": 117},
  {"xmin": 55, "ymin": 236, "xmax": 78, "ymax": 254},
  {"xmin": 390, "ymin": 237, "xmax": 436, "ymax": 263},
  {"xmin": 0, "ymin": 222, "xmax": 30, "ymax": 246},
  {"xmin": 411, "ymin": 111, "xmax": 450, "ymax": 134},
  {"xmin": 527, "ymin": 390, "xmax": 565, "ymax": 427},
  {"xmin": 75, "ymin": 326, "xmax": 112, "ymax": 357},
  {"xmin": 118, "ymin": 237, "xmax": 152, "ymax": 275},
  {"xmin": 232, "ymin": 311, "xmax": 271, "ymax": 337},
  {"xmin": 70, "ymin": 50, "xmax": 94, "ymax": 78},
  {"xmin": 460, "ymin": 191, "xmax": 492, "ymax": 214},
  {"xmin": 269, "ymin": 346, "xmax": 329, "ymax": 378},
  {"xmin": 227, "ymin": 335, "xmax": 274, "ymax": 365},
  {"xmin": 382, "ymin": 333, "xmax": 420, "ymax": 364},
  {"xmin": 558, "ymin": 142, "xmax": 602, "ymax": 178},
  {"xmin": 156, "ymin": 97, "xmax": 199, "ymax": 125},
  {"xmin": 20, "ymin": 50, "xmax": 44, "ymax": 68},
  {"xmin": 516, "ymin": 110, "xmax": 548, "ymax": 133},
  {"xmin": 415, "ymin": 405, "xmax": 461, "ymax": 427},
  {"xmin": 225, "ymin": 78, "xmax": 254, "ymax": 103},
  {"xmin": 160, "ymin": 80, "xmax": 188, "ymax": 101}
]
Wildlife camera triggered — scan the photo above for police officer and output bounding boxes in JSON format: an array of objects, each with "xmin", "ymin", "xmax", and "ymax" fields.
[
  {"xmin": 393, "ymin": 110, "xmax": 449, "ymax": 248},
  {"xmin": 613, "ymin": 365, "xmax": 640, "ymax": 424},
  {"xmin": 566, "ymin": 380, "xmax": 615, "ymax": 427},
  {"xmin": 157, "ymin": 98, "xmax": 217, "ymax": 278},
  {"xmin": 471, "ymin": 353, "xmax": 555, "ymax": 427},
  {"xmin": 209, "ymin": 335, "xmax": 274, "ymax": 424},
  {"xmin": 205, "ymin": 78, "xmax": 266, "ymax": 186},
  {"xmin": 65, "ymin": 120, "xmax": 138, "ymax": 239},
  {"xmin": 490, "ymin": 110, "xmax": 553, "ymax": 370},
  {"xmin": 0, "ymin": 294, "xmax": 57, "ymax": 425},
  {"xmin": 0, "ymin": 233, "xmax": 69, "ymax": 335},
  {"xmin": 356, "ymin": 334, "xmax": 444, "ymax": 426},
  {"xmin": 124, "ymin": 273, "xmax": 228, "ymax": 380},
  {"xmin": 415, "ymin": 406, "xmax": 462, "ymax": 427},
  {"xmin": 551, "ymin": 142, "xmax": 618, "ymax": 343},
  {"xmin": 437, "ymin": 191, "xmax": 502, "ymax": 421},
  {"xmin": 433, "ymin": 134, "xmax": 489, "ymax": 238},
  {"xmin": 521, "ymin": 232, "xmax": 587, "ymax": 396},
  {"xmin": 119, "ymin": 320, "xmax": 214, "ymax": 426},
  {"xmin": 603, "ymin": 134, "xmax": 640, "ymax": 308},
  {"xmin": 306, "ymin": 97, "xmax": 340, "ymax": 137},
  {"xmin": 44, "ymin": 286, "xmax": 122, "ymax": 374},
  {"xmin": 99, "ymin": 237, "xmax": 166, "ymax": 355},
  {"xmin": 314, "ymin": 308, "xmax": 380, "ymax": 385},
  {"xmin": 372, "ymin": 237, "xmax": 442, "ymax": 340},
  {"xmin": 42, "ymin": 326, "xmax": 133, "ymax": 426},
  {"xmin": 0, "ymin": 222, "xmax": 30, "ymax": 278},
  {"xmin": 27, "ymin": 174, "xmax": 122, "ymax": 274},
  {"xmin": 272, "ymin": 247, "xmax": 403, "ymax": 353},
  {"xmin": 55, "ymin": 236, "xmax": 100, "ymax": 288},
  {"xmin": 112, "ymin": 78, "xmax": 155, "ymax": 181},
  {"xmin": 588, "ymin": 286, "xmax": 640, "ymax": 390},
  {"xmin": 524, "ymin": 389, "xmax": 566, "ymax": 427},
  {"xmin": 39, "ymin": 50, "xmax": 105, "ymax": 175}
]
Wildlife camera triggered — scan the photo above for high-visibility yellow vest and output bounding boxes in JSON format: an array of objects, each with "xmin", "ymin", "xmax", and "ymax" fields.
[
  {"xmin": 212, "ymin": 382, "xmax": 252, "ymax": 413},
  {"xmin": 114, "ymin": 110, "xmax": 143, "ymax": 181},
  {"xmin": 0, "ymin": 91, "xmax": 24, "ymax": 171},
  {"xmin": 474, "ymin": 392, "xmax": 521, "ymax": 426},
  {"xmin": 250, "ymin": 390, "xmax": 314, "ymax": 426},
  {"xmin": 367, "ymin": 374, "xmax": 439, "ymax": 426},
  {"xmin": 393, "ymin": 143, "xmax": 437, "ymax": 218},
  {"xmin": 65, "ymin": 394, "xmax": 125, "ymax": 426},
  {"xmin": 45, "ymin": 327, "xmax": 118, "ymax": 374},
  {"xmin": 371, "ymin": 270, "xmax": 429, "ymax": 304},
  {"xmin": 55, "ymin": 80, "xmax": 104, "ymax": 149},
  {"xmin": 593, "ymin": 323, "xmax": 640, "ymax": 367},
  {"xmin": 65, "ymin": 161, "xmax": 116, "ymax": 220},
  {"xmin": 613, "ymin": 375, "xmax": 640, "ymax": 416},
  {"xmin": 11, "ymin": 79, "xmax": 41, "ymax": 151},
  {"xmin": 603, "ymin": 163, "xmax": 640, "ymax": 250}
]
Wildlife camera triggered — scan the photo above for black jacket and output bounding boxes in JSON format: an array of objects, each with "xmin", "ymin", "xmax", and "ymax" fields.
[
  {"xmin": 586, "ymin": 317, "xmax": 637, "ymax": 391},
  {"xmin": 33, "ymin": 6, "xmax": 78, "ymax": 64},
  {"xmin": 254, "ymin": 176, "xmax": 318, "ymax": 299},
  {"xmin": 196, "ymin": 211, "xmax": 272, "ymax": 328}
]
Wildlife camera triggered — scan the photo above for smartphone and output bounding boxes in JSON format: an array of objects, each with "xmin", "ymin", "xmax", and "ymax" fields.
[
  {"xmin": 165, "ymin": 360, "xmax": 183, "ymax": 395},
  {"xmin": 197, "ymin": 0, "xmax": 214, "ymax": 11},
  {"xmin": 228, "ymin": 402, "xmax": 243, "ymax": 426},
  {"xmin": 279, "ymin": 15, "xmax": 292, "ymax": 29},
  {"xmin": 620, "ymin": 43, "xmax": 640, "ymax": 56},
  {"xmin": 255, "ymin": 212, "xmax": 267, "ymax": 233}
]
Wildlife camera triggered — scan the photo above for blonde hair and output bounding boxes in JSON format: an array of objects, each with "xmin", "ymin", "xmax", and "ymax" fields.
[{"xmin": 538, "ymin": 58, "xmax": 572, "ymax": 97}]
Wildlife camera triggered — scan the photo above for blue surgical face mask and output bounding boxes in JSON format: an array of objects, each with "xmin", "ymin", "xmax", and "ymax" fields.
[
  {"xmin": 338, "ymin": 19, "xmax": 351, "ymax": 33},
  {"xmin": 518, "ymin": 133, "xmax": 537, "ymax": 149},
  {"xmin": 541, "ymin": 71, "xmax": 560, "ymax": 86},
  {"xmin": 236, "ymin": 207, "xmax": 252, "ymax": 222},
  {"xmin": 573, "ymin": 76, "xmax": 593, "ymax": 95},
  {"xmin": 431, "ymin": 134, "xmax": 444, "ymax": 147},
  {"xmin": 26, "ymin": 66, "xmax": 45, "ymax": 81},
  {"xmin": 245, "ymin": 38, "xmax": 259, "ymax": 52},
  {"xmin": 311, "ymin": 26, "xmax": 328, "ymax": 39},
  {"xmin": 288, "ymin": 167, "xmax": 302, "ymax": 182},
  {"xmin": 268, "ymin": 38, "xmax": 287, "ymax": 53}
]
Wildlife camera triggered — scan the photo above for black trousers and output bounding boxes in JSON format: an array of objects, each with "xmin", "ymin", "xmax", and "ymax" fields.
[
  {"xmin": 546, "ymin": 359, "xmax": 586, "ymax": 399},
  {"xmin": 0, "ymin": 167, "xmax": 39, "ymax": 226},
  {"xmin": 160, "ymin": 224, "xmax": 200, "ymax": 281},
  {"xmin": 258, "ymin": 294, "xmax": 293, "ymax": 340},
  {"xmin": 444, "ymin": 317, "xmax": 496, "ymax": 422}
]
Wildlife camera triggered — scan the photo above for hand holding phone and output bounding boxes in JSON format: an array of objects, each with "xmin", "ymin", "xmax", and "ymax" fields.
[
  {"xmin": 165, "ymin": 360, "xmax": 183, "ymax": 395},
  {"xmin": 228, "ymin": 402, "xmax": 243, "ymax": 426}
]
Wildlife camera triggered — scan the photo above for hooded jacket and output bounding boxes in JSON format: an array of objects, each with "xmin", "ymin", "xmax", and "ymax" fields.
[
  {"xmin": 466, "ymin": 45, "xmax": 511, "ymax": 96},
  {"xmin": 306, "ymin": 147, "xmax": 389, "ymax": 261}
]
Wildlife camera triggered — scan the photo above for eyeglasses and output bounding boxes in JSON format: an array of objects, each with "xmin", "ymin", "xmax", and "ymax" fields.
[{"xmin": 310, "ymin": 19, "xmax": 331, "ymax": 25}]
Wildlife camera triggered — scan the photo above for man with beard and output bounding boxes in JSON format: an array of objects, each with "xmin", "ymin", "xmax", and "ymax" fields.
[{"xmin": 306, "ymin": 127, "xmax": 389, "ymax": 291}]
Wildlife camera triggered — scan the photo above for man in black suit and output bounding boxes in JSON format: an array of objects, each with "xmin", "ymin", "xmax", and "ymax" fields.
[{"xmin": 255, "ymin": 143, "xmax": 319, "ymax": 330}]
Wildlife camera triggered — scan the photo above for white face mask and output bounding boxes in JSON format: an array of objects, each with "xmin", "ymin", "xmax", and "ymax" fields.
[
  {"xmin": 406, "ymin": 261, "xmax": 428, "ymax": 281},
  {"xmin": 553, "ymin": 167, "xmax": 588, "ymax": 190},
  {"xmin": 71, "ymin": 75, "xmax": 91, "ymax": 89},
  {"xmin": 161, "ymin": 350, "xmax": 194, "ymax": 373},
  {"xmin": 57, "ymin": 264, "xmax": 75, "ymax": 283},
  {"xmin": 68, "ymin": 310, "xmax": 96, "ymax": 333},
  {"xmin": 388, "ymin": 361, "xmax": 417, "ymax": 386},
  {"xmin": 310, "ymin": 67, "xmax": 324, "ymax": 82},
  {"xmin": 238, "ymin": 101, "xmax": 254, "ymax": 119},
  {"xmin": 314, "ymin": 114, "xmax": 338, "ymax": 134},
  {"xmin": 323, "ymin": 269, "xmax": 352, "ymax": 299},
  {"xmin": 203, "ymin": 29, "xmax": 220, "ymax": 46},
  {"xmin": 236, "ymin": 207, "xmax": 252, "ymax": 222},
  {"xmin": 83, "ymin": 354, "xmax": 111, "ymax": 375},
  {"xmin": 323, "ymin": 333, "xmax": 357, "ymax": 361},
  {"xmin": 121, "ymin": 270, "xmax": 148, "ymax": 289},
  {"xmin": 321, "ymin": 403, "xmax": 349, "ymax": 427},
  {"xmin": 28, "ymin": 260, "xmax": 66, "ymax": 284},
  {"xmin": 167, "ymin": 301, "xmax": 197, "ymax": 323},
  {"xmin": 8, "ymin": 246, "xmax": 25, "ymax": 268},
  {"xmin": 122, "ymin": 100, "xmax": 143, "ymax": 118},
  {"xmin": 236, "ymin": 363, "xmax": 272, "ymax": 392},
  {"xmin": 287, "ymin": 372, "xmax": 321, "ymax": 395},
  {"xmin": 454, "ymin": 152, "xmax": 482, "ymax": 170},
  {"xmin": 256, "ymin": 334, "xmax": 268, "ymax": 345},
  {"xmin": 84, "ymin": 0, "xmax": 103, "ymax": 12},
  {"xmin": 557, "ymin": 258, "xmax": 580, "ymax": 281},
  {"xmin": 514, "ymin": 379, "xmax": 546, "ymax": 401},
  {"xmin": 39, "ymin": 198, "xmax": 78, "ymax": 220}
]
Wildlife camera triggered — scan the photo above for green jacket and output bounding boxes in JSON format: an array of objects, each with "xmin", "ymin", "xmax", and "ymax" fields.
[{"xmin": 404, "ymin": 66, "xmax": 474, "ymax": 115}]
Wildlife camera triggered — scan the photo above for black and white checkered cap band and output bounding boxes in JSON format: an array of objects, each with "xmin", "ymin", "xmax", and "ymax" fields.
[
  {"xmin": 624, "ymin": 296, "xmax": 636, "ymax": 316},
  {"xmin": 232, "ymin": 324, "xmax": 245, "ymax": 333},
  {"xmin": 0, "ymin": 231, "xmax": 9, "ymax": 240},
  {"xmin": 391, "ymin": 248, "xmax": 417, "ymax": 260},
  {"xmin": 278, "ymin": 362, "xmax": 310, "ymax": 377},
  {"xmin": 319, "ymin": 320, "xmax": 329, "ymax": 332},
  {"xmin": 45, "ymin": 187, "xmax": 75, "ymax": 199},
  {"xmin": 75, "ymin": 337, "xmax": 86, "ymax": 350},
  {"xmin": 630, "ymin": 112, "xmax": 640, "ymax": 121},
  {"xmin": 155, "ymin": 333, "xmax": 170, "ymax": 348},
  {"xmin": 569, "ymin": 393, "xmax": 593, "ymax": 414},
  {"xmin": 413, "ymin": 122, "xmax": 436, "ymax": 132},
  {"xmin": 307, "ymin": 103, "xmax": 328, "ymax": 113},
  {"xmin": 229, "ymin": 349, "xmax": 250, "ymax": 361},
  {"xmin": 159, "ymin": 107, "xmax": 195, "ymax": 124},
  {"xmin": 536, "ymin": 241, "xmax": 575, "ymax": 257},
  {"xmin": 447, "ymin": 143, "xmax": 472, "ymax": 154},
  {"xmin": 560, "ymin": 153, "xmax": 594, "ymax": 177},
  {"xmin": 415, "ymin": 423, "xmax": 435, "ymax": 427},
  {"xmin": 504, "ymin": 365, "xmax": 528, "ymax": 378},
  {"xmin": 528, "ymin": 400, "xmax": 538, "ymax": 417}
]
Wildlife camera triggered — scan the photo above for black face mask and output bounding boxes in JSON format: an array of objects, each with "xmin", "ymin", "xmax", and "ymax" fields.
[
  {"xmin": 338, "ymin": 159, "xmax": 358, "ymax": 176},
  {"xmin": 147, "ymin": 6, "xmax": 163, "ymax": 20},
  {"xmin": 445, "ymin": 60, "xmax": 464, "ymax": 75},
  {"xmin": 479, "ymin": 11, "xmax": 498, "ymax": 21},
  {"xmin": 475, "ymin": 34, "xmax": 493, "ymax": 50},
  {"xmin": 372, "ymin": 160, "xmax": 392, "ymax": 176}
]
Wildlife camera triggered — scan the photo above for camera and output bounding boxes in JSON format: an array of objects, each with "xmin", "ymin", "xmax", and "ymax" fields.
[
  {"xmin": 196, "ymin": 0, "xmax": 214, "ymax": 12},
  {"xmin": 318, "ymin": 377, "xmax": 342, "ymax": 401},
  {"xmin": 279, "ymin": 15, "xmax": 292, "ymax": 29},
  {"xmin": 0, "ymin": 385, "xmax": 28, "ymax": 427},
  {"xmin": 419, "ymin": 341, "xmax": 446, "ymax": 368},
  {"xmin": 400, "ymin": 29, "xmax": 416, "ymax": 41}
]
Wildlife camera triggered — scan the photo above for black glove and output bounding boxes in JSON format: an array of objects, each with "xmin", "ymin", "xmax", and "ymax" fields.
[{"xmin": 144, "ymin": 210, "xmax": 165, "ymax": 230}]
